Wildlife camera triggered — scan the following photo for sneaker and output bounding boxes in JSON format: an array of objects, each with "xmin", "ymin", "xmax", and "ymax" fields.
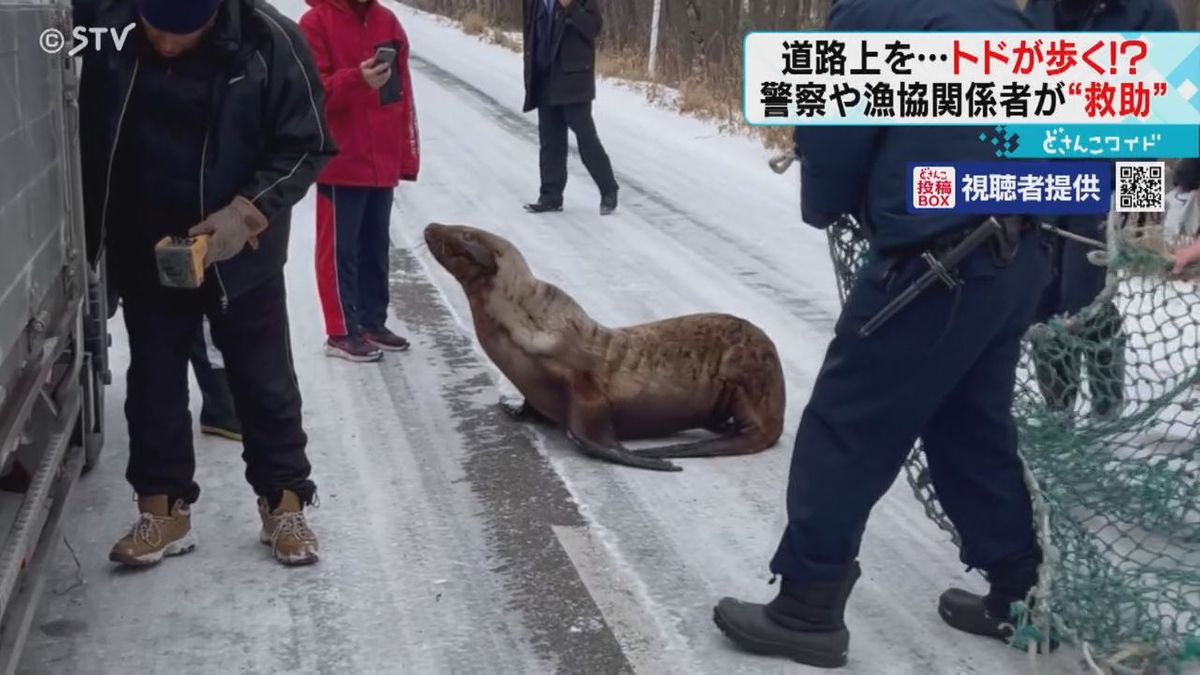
[
  {"xmin": 109, "ymin": 495, "xmax": 196, "ymax": 567},
  {"xmin": 258, "ymin": 489, "xmax": 319, "ymax": 566},
  {"xmin": 523, "ymin": 200, "xmax": 563, "ymax": 213},
  {"xmin": 362, "ymin": 326, "xmax": 410, "ymax": 352},
  {"xmin": 325, "ymin": 335, "xmax": 382, "ymax": 362}
]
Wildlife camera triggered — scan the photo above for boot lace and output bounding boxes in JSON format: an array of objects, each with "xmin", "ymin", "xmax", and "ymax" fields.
[
  {"xmin": 129, "ymin": 512, "xmax": 170, "ymax": 548},
  {"xmin": 269, "ymin": 511, "xmax": 316, "ymax": 545}
]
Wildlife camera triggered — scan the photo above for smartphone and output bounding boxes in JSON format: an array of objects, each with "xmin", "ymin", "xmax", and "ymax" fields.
[{"xmin": 373, "ymin": 46, "xmax": 396, "ymax": 67}]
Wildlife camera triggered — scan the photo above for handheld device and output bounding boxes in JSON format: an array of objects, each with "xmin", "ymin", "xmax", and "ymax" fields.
[
  {"xmin": 154, "ymin": 234, "xmax": 210, "ymax": 289},
  {"xmin": 373, "ymin": 46, "xmax": 396, "ymax": 67}
]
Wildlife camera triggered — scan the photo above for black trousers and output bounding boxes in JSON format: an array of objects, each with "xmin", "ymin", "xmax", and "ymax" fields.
[
  {"xmin": 770, "ymin": 227, "xmax": 1050, "ymax": 584},
  {"xmin": 122, "ymin": 272, "xmax": 315, "ymax": 505},
  {"xmin": 316, "ymin": 184, "xmax": 393, "ymax": 337},
  {"xmin": 537, "ymin": 98, "xmax": 618, "ymax": 204}
]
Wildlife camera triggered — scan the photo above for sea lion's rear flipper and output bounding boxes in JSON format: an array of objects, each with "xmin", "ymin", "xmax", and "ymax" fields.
[
  {"xmin": 566, "ymin": 432, "xmax": 682, "ymax": 472},
  {"xmin": 633, "ymin": 432, "xmax": 769, "ymax": 459}
]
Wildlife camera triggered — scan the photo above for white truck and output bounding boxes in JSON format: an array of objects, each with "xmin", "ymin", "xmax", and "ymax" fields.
[{"xmin": 0, "ymin": 1, "xmax": 110, "ymax": 671}]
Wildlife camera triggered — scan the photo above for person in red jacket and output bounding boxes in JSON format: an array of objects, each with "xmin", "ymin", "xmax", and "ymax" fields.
[{"xmin": 300, "ymin": 0, "xmax": 420, "ymax": 362}]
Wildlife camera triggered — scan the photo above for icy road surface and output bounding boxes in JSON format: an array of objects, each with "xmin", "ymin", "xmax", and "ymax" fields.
[{"xmin": 21, "ymin": 3, "xmax": 1088, "ymax": 673}]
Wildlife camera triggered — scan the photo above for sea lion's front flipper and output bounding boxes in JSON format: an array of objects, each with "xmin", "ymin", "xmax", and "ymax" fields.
[
  {"xmin": 565, "ymin": 432, "xmax": 682, "ymax": 472},
  {"xmin": 498, "ymin": 395, "xmax": 549, "ymax": 424},
  {"xmin": 563, "ymin": 373, "xmax": 681, "ymax": 471}
]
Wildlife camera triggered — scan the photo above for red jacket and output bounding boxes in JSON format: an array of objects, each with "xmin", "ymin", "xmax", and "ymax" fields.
[{"xmin": 300, "ymin": 0, "xmax": 419, "ymax": 186}]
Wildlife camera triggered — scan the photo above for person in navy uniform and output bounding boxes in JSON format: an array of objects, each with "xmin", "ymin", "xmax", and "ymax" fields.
[
  {"xmin": 1025, "ymin": 0, "xmax": 1179, "ymax": 419},
  {"xmin": 710, "ymin": 0, "xmax": 1054, "ymax": 667}
]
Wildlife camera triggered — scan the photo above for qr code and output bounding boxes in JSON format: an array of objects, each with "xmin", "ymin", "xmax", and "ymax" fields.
[{"xmin": 1115, "ymin": 161, "xmax": 1165, "ymax": 213}]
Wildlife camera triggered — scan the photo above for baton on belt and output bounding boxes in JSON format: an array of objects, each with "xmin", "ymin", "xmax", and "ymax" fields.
[{"xmin": 857, "ymin": 217, "xmax": 1005, "ymax": 338}]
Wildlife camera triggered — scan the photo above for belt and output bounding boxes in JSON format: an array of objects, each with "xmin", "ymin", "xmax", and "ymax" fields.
[
  {"xmin": 857, "ymin": 216, "xmax": 1034, "ymax": 338},
  {"xmin": 878, "ymin": 215, "xmax": 1034, "ymax": 260}
]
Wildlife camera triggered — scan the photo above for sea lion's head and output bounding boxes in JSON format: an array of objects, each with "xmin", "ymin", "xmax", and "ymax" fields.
[{"xmin": 424, "ymin": 223, "xmax": 518, "ymax": 288}]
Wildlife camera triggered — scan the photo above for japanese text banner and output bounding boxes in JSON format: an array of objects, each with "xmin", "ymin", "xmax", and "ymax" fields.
[{"xmin": 744, "ymin": 32, "xmax": 1200, "ymax": 126}]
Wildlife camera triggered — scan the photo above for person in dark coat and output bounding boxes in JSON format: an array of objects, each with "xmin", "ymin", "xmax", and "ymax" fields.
[
  {"xmin": 710, "ymin": 0, "xmax": 1052, "ymax": 666},
  {"xmin": 75, "ymin": 0, "xmax": 334, "ymax": 567},
  {"xmin": 1026, "ymin": 0, "xmax": 1179, "ymax": 419},
  {"xmin": 521, "ymin": 0, "xmax": 619, "ymax": 215}
]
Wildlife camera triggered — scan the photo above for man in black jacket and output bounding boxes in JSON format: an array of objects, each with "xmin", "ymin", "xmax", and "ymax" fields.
[
  {"xmin": 75, "ymin": 0, "xmax": 335, "ymax": 567},
  {"xmin": 522, "ymin": 0, "xmax": 619, "ymax": 215}
]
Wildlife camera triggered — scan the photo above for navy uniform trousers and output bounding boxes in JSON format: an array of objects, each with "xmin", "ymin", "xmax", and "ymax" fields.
[{"xmin": 770, "ymin": 225, "xmax": 1050, "ymax": 583}]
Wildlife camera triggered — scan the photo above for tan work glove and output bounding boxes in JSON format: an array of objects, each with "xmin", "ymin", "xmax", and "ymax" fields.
[{"xmin": 188, "ymin": 196, "xmax": 269, "ymax": 265}]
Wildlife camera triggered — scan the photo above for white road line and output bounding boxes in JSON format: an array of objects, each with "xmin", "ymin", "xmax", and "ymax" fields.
[{"xmin": 551, "ymin": 524, "xmax": 684, "ymax": 675}]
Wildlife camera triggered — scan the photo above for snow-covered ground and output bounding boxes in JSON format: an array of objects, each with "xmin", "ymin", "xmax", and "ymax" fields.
[{"xmin": 19, "ymin": 3, "xmax": 1092, "ymax": 673}]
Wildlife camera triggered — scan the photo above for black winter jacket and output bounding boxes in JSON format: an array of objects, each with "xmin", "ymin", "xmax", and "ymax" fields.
[
  {"xmin": 522, "ymin": 0, "xmax": 602, "ymax": 111},
  {"xmin": 75, "ymin": 0, "xmax": 335, "ymax": 302},
  {"xmin": 792, "ymin": 0, "xmax": 1036, "ymax": 248}
]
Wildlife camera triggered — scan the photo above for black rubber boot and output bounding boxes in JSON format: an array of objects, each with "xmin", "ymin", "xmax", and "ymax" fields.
[{"xmin": 713, "ymin": 562, "xmax": 861, "ymax": 668}]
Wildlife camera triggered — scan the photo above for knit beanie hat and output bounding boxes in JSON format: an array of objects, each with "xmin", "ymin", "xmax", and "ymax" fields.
[{"xmin": 136, "ymin": 0, "xmax": 222, "ymax": 34}]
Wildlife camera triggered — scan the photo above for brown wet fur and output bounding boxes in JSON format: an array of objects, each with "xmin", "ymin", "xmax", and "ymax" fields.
[{"xmin": 424, "ymin": 223, "xmax": 786, "ymax": 472}]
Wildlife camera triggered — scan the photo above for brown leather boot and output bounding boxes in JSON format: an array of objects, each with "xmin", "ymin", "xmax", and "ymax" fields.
[
  {"xmin": 109, "ymin": 495, "xmax": 196, "ymax": 567},
  {"xmin": 258, "ymin": 489, "xmax": 319, "ymax": 566}
]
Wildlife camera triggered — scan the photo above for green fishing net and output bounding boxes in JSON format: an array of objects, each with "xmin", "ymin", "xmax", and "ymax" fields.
[{"xmin": 823, "ymin": 213, "xmax": 1200, "ymax": 674}]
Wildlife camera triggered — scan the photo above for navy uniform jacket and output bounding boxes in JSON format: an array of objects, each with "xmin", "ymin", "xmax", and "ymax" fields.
[
  {"xmin": 1024, "ymin": 0, "xmax": 1179, "ymax": 31},
  {"xmin": 1025, "ymin": 0, "xmax": 1179, "ymax": 319},
  {"xmin": 793, "ymin": 0, "xmax": 1035, "ymax": 250}
]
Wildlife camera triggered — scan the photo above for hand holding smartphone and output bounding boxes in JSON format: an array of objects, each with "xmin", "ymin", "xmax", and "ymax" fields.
[
  {"xmin": 361, "ymin": 47, "xmax": 394, "ymax": 91},
  {"xmin": 373, "ymin": 46, "xmax": 396, "ymax": 67},
  {"xmin": 362, "ymin": 45, "xmax": 402, "ymax": 102}
]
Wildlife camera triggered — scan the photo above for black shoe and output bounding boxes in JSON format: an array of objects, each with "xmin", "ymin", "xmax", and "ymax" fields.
[
  {"xmin": 198, "ymin": 368, "xmax": 242, "ymax": 442},
  {"xmin": 523, "ymin": 200, "xmax": 562, "ymax": 213},
  {"xmin": 939, "ymin": 546, "xmax": 1057, "ymax": 650},
  {"xmin": 938, "ymin": 588, "xmax": 1016, "ymax": 640},
  {"xmin": 200, "ymin": 408, "xmax": 242, "ymax": 443},
  {"xmin": 712, "ymin": 563, "xmax": 860, "ymax": 667},
  {"xmin": 938, "ymin": 588, "xmax": 1060, "ymax": 652},
  {"xmin": 600, "ymin": 192, "xmax": 617, "ymax": 215}
]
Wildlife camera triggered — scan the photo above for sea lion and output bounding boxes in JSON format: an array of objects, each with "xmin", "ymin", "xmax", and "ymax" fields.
[{"xmin": 423, "ymin": 223, "xmax": 786, "ymax": 472}]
